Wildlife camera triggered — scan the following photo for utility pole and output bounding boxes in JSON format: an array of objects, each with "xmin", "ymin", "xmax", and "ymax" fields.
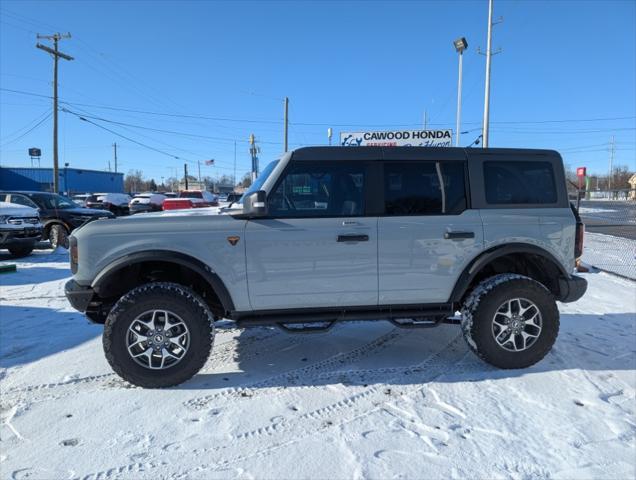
[
  {"xmin": 249, "ymin": 134, "xmax": 260, "ymax": 183},
  {"xmin": 197, "ymin": 160, "xmax": 202, "ymax": 184},
  {"xmin": 423, "ymin": 110, "xmax": 428, "ymax": 130},
  {"xmin": 36, "ymin": 33, "xmax": 73, "ymax": 193},
  {"xmin": 233, "ymin": 141, "xmax": 237, "ymax": 187},
  {"xmin": 479, "ymin": 0, "xmax": 502, "ymax": 148},
  {"xmin": 608, "ymin": 135, "xmax": 615, "ymax": 192},
  {"xmin": 184, "ymin": 163, "xmax": 189, "ymax": 190},
  {"xmin": 453, "ymin": 37, "xmax": 468, "ymax": 147},
  {"xmin": 283, "ymin": 97, "xmax": 289, "ymax": 152},
  {"xmin": 327, "ymin": 127, "xmax": 333, "ymax": 146},
  {"xmin": 112, "ymin": 142, "xmax": 118, "ymax": 173}
]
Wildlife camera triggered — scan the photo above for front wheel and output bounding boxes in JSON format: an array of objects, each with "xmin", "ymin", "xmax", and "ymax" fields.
[
  {"xmin": 49, "ymin": 224, "xmax": 69, "ymax": 249},
  {"xmin": 461, "ymin": 274, "xmax": 559, "ymax": 369},
  {"xmin": 103, "ymin": 282, "xmax": 214, "ymax": 388}
]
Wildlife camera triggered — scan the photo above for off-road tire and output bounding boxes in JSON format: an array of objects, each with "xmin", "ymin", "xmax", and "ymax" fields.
[
  {"xmin": 8, "ymin": 244, "xmax": 34, "ymax": 257},
  {"xmin": 103, "ymin": 282, "xmax": 214, "ymax": 388},
  {"xmin": 461, "ymin": 274, "xmax": 559, "ymax": 369},
  {"xmin": 49, "ymin": 224, "xmax": 69, "ymax": 249}
]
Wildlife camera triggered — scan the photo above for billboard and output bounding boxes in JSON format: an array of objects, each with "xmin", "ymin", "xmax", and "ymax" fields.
[{"xmin": 340, "ymin": 129, "xmax": 453, "ymax": 147}]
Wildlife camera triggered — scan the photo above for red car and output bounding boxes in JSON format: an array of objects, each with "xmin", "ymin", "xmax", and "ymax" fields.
[{"xmin": 162, "ymin": 190, "xmax": 219, "ymax": 210}]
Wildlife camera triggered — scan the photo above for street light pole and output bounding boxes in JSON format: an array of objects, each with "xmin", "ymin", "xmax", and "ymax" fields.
[{"xmin": 453, "ymin": 37, "xmax": 468, "ymax": 147}]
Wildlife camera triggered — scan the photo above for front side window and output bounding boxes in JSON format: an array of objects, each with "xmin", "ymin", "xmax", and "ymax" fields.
[
  {"xmin": 384, "ymin": 161, "xmax": 466, "ymax": 215},
  {"xmin": 268, "ymin": 162, "xmax": 365, "ymax": 217},
  {"xmin": 484, "ymin": 161, "xmax": 557, "ymax": 204}
]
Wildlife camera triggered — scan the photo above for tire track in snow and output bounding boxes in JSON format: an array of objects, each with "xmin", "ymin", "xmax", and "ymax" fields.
[
  {"xmin": 171, "ymin": 333, "xmax": 478, "ymax": 473},
  {"xmin": 0, "ymin": 326, "xmax": 298, "ymax": 409},
  {"xmin": 184, "ymin": 327, "xmax": 403, "ymax": 409}
]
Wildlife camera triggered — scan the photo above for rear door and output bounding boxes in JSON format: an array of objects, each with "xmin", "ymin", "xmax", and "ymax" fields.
[
  {"xmin": 245, "ymin": 159, "xmax": 378, "ymax": 310},
  {"xmin": 378, "ymin": 149, "xmax": 484, "ymax": 304}
]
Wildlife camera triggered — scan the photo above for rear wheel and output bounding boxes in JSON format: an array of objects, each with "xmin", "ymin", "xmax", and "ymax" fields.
[
  {"xmin": 103, "ymin": 282, "xmax": 214, "ymax": 388},
  {"xmin": 461, "ymin": 274, "xmax": 559, "ymax": 369},
  {"xmin": 8, "ymin": 244, "xmax": 34, "ymax": 257},
  {"xmin": 49, "ymin": 224, "xmax": 69, "ymax": 249}
]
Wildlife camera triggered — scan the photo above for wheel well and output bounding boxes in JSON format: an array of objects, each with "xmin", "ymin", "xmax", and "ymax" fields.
[
  {"xmin": 43, "ymin": 221, "xmax": 68, "ymax": 240},
  {"xmin": 94, "ymin": 260, "xmax": 225, "ymax": 318},
  {"xmin": 461, "ymin": 252, "xmax": 563, "ymax": 303}
]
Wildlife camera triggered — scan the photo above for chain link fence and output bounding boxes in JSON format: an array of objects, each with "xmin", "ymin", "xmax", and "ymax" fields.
[{"xmin": 577, "ymin": 191, "xmax": 636, "ymax": 280}]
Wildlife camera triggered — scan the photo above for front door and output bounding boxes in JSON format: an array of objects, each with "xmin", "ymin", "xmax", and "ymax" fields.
[{"xmin": 245, "ymin": 160, "xmax": 377, "ymax": 310}]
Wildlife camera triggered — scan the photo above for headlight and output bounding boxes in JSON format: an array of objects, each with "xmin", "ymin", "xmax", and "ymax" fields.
[
  {"xmin": 0, "ymin": 215, "xmax": 9, "ymax": 223},
  {"xmin": 70, "ymin": 215, "xmax": 94, "ymax": 223}
]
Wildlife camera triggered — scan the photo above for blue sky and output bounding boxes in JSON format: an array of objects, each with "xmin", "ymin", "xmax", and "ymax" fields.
[{"xmin": 1, "ymin": 0, "xmax": 635, "ymax": 183}]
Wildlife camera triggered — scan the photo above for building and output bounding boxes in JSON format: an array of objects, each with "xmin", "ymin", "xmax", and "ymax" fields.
[{"xmin": 0, "ymin": 167, "xmax": 124, "ymax": 194}]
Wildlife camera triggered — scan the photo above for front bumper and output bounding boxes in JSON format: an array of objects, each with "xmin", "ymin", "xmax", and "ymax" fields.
[
  {"xmin": 0, "ymin": 227, "xmax": 42, "ymax": 247},
  {"xmin": 65, "ymin": 279, "xmax": 95, "ymax": 312},
  {"xmin": 558, "ymin": 274, "xmax": 588, "ymax": 303}
]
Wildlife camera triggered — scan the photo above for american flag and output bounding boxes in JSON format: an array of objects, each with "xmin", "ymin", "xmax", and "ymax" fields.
[{"xmin": 205, "ymin": 159, "xmax": 215, "ymax": 166}]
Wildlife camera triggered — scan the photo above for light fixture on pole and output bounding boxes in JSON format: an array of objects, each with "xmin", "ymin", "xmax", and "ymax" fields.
[{"xmin": 453, "ymin": 36, "xmax": 468, "ymax": 147}]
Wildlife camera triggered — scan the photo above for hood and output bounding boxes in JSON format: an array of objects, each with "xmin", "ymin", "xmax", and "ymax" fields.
[
  {"xmin": 73, "ymin": 207, "xmax": 242, "ymax": 243},
  {"xmin": 62, "ymin": 207, "xmax": 114, "ymax": 216},
  {"xmin": 0, "ymin": 202, "xmax": 39, "ymax": 217}
]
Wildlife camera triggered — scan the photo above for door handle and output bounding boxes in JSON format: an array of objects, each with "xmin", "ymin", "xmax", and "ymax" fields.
[
  {"xmin": 444, "ymin": 231, "xmax": 475, "ymax": 240},
  {"xmin": 337, "ymin": 234, "xmax": 369, "ymax": 242}
]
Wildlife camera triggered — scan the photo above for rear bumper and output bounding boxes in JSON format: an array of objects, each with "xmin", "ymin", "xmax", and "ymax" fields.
[
  {"xmin": 65, "ymin": 279, "xmax": 95, "ymax": 312},
  {"xmin": 557, "ymin": 274, "xmax": 588, "ymax": 303}
]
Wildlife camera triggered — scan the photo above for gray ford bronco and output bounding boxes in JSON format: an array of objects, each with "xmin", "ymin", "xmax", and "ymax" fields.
[{"xmin": 65, "ymin": 147, "xmax": 587, "ymax": 388}]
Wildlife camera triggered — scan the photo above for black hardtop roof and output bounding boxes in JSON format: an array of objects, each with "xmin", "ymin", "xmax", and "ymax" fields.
[{"xmin": 290, "ymin": 146, "xmax": 560, "ymax": 161}]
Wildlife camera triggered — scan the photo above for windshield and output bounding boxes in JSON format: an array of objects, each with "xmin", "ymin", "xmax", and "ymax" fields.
[
  {"xmin": 34, "ymin": 193, "xmax": 78, "ymax": 209},
  {"xmin": 239, "ymin": 160, "xmax": 279, "ymax": 204}
]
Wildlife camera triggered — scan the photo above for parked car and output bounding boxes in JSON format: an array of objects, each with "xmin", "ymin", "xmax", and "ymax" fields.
[
  {"xmin": 0, "ymin": 202, "xmax": 42, "ymax": 257},
  {"xmin": 129, "ymin": 193, "xmax": 167, "ymax": 214},
  {"xmin": 162, "ymin": 190, "xmax": 218, "ymax": 210},
  {"xmin": 85, "ymin": 193, "xmax": 131, "ymax": 216},
  {"xmin": 226, "ymin": 192, "xmax": 242, "ymax": 204},
  {"xmin": 65, "ymin": 146, "xmax": 587, "ymax": 388},
  {"xmin": 0, "ymin": 191, "xmax": 114, "ymax": 249},
  {"xmin": 71, "ymin": 193, "xmax": 92, "ymax": 207}
]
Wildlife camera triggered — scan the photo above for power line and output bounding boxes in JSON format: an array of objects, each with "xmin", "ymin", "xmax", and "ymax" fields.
[
  {"xmin": 3, "ymin": 89, "xmax": 635, "ymax": 128},
  {"xmin": 0, "ymin": 111, "xmax": 52, "ymax": 148}
]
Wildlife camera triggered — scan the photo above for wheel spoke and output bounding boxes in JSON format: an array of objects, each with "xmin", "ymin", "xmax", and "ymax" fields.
[
  {"xmin": 492, "ymin": 298, "xmax": 542, "ymax": 353},
  {"xmin": 126, "ymin": 309, "xmax": 190, "ymax": 370}
]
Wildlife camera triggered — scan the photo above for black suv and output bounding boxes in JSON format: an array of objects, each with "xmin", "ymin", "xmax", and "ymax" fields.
[{"xmin": 0, "ymin": 191, "xmax": 115, "ymax": 248}]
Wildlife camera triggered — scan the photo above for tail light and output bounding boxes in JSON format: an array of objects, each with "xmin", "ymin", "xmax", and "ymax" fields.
[
  {"xmin": 575, "ymin": 222, "xmax": 585, "ymax": 259},
  {"xmin": 570, "ymin": 203, "xmax": 584, "ymax": 259},
  {"xmin": 69, "ymin": 237, "xmax": 79, "ymax": 274}
]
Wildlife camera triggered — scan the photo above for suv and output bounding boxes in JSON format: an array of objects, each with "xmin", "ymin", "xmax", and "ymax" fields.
[
  {"xmin": 0, "ymin": 191, "xmax": 115, "ymax": 249},
  {"xmin": 85, "ymin": 193, "xmax": 131, "ymax": 216},
  {"xmin": 65, "ymin": 147, "xmax": 587, "ymax": 388},
  {"xmin": 0, "ymin": 201, "xmax": 42, "ymax": 257}
]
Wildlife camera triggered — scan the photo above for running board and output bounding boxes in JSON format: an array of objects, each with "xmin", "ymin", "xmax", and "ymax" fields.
[{"xmin": 235, "ymin": 304, "xmax": 454, "ymax": 330}]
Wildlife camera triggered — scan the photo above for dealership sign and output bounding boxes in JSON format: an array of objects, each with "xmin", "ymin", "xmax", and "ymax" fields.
[{"xmin": 340, "ymin": 129, "xmax": 453, "ymax": 147}]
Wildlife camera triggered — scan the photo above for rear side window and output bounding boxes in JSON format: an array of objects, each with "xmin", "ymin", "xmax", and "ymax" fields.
[
  {"xmin": 484, "ymin": 161, "xmax": 557, "ymax": 204},
  {"xmin": 384, "ymin": 161, "xmax": 466, "ymax": 215}
]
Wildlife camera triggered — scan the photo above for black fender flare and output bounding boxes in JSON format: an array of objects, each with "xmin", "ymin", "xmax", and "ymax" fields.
[
  {"xmin": 449, "ymin": 243, "xmax": 569, "ymax": 303},
  {"xmin": 91, "ymin": 250, "xmax": 235, "ymax": 314}
]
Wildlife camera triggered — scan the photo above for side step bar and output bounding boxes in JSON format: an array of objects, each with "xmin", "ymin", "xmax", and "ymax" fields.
[{"xmin": 235, "ymin": 304, "xmax": 455, "ymax": 332}]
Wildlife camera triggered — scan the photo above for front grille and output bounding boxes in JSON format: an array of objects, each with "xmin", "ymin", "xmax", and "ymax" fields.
[{"xmin": 7, "ymin": 217, "xmax": 39, "ymax": 225}]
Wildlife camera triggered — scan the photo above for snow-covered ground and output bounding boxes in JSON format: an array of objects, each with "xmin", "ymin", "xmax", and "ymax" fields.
[{"xmin": 1, "ymin": 250, "xmax": 635, "ymax": 480}]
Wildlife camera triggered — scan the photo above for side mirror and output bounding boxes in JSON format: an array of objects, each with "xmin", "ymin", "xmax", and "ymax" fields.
[{"xmin": 242, "ymin": 190, "xmax": 268, "ymax": 217}]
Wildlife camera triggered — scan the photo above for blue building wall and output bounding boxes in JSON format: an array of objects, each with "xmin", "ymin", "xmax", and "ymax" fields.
[{"xmin": 0, "ymin": 167, "xmax": 124, "ymax": 194}]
